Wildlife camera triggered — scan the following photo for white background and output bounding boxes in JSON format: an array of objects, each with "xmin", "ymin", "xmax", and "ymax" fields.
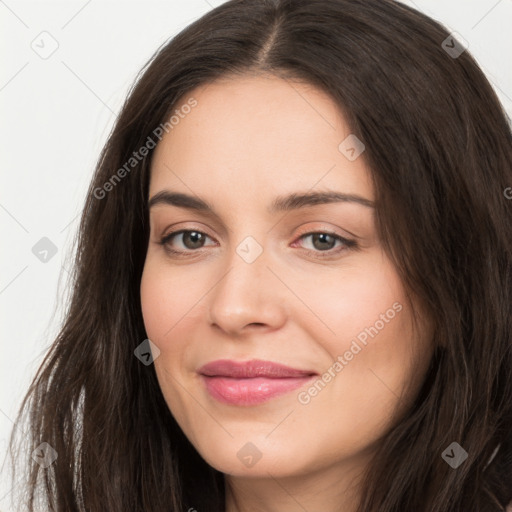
[{"xmin": 1, "ymin": 0, "xmax": 511, "ymax": 508}]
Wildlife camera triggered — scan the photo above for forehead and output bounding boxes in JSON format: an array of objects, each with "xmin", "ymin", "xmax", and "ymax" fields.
[{"xmin": 149, "ymin": 75, "xmax": 373, "ymax": 205}]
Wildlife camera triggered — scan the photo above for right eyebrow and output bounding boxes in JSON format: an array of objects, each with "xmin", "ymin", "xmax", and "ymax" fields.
[{"xmin": 148, "ymin": 191, "xmax": 214, "ymax": 212}]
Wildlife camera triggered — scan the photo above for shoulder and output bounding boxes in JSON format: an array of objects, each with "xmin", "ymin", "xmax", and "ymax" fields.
[{"xmin": 507, "ymin": 501, "xmax": 512, "ymax": 512}]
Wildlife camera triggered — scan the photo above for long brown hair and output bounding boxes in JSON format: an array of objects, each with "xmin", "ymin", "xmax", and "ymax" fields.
[{"xmin": 8, "ymin": 0, "xmax": 512, "ymax": 510}]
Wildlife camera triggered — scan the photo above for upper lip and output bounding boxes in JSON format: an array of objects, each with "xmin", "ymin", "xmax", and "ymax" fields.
[{"xmin": 198, "ymin": 359, "xmax": 317, "ymax": 379}]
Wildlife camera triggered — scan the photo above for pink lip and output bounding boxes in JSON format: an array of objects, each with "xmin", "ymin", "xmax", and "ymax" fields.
[{"xmin": 198, "ymin": 359, "xmax": 317, "ymax": 406}]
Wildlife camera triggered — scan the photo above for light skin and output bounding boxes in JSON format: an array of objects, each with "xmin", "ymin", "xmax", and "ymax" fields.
[{"xmin": 140, "ymin": 74, "xmax": 434, "ymax": 512}]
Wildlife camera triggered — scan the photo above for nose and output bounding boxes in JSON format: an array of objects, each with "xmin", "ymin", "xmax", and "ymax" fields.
[{"xmin": 207, "ymin": 243, "xmax": 287, "ymax": 336}]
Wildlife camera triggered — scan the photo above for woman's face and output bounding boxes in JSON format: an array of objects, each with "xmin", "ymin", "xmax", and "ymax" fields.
[{"xmin": 140, "ymin": 75, "xmax": 433, "ymax": 482}]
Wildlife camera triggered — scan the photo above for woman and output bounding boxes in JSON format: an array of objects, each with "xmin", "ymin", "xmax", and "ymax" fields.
[{"xmin": 9, "ymin": 0, "xmax": 512, "ymax": 510}]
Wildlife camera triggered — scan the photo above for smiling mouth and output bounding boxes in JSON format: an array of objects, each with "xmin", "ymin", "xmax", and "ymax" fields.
[{"xmin": 198, "ymin": 359, "xmax": 318, "ymax": 406}]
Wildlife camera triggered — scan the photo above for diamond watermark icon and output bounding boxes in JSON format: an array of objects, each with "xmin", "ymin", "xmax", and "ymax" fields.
[
  {"xmin": 32, "ymin": 442, "xmax": 58, "ymax": 468},
  {"xmin": 236, "ymin": 236, "xmax": 263, "ymax": 264},
  {"xmin": 441, "ymin": 441, "xmax": 468, "ymax": 469},
  {"xmin": 441, "ymin": 32, "xmax": 468, "ymax": 59},
  {"xmin": 237, "ymin": 442, "xmax": 263, "ymax": 468},
  {"xmin": 32, "ymin": 237, "xmax": 58, "ymax": 263},
  {"xmin": 134, "ymin": 339, "xmax": 161, "ymax": 365},
  {"xmin": 338, "ymin": 134, "xmax": 365, "ymax": 161},
  {"xmin": 30, "ymin": 31, "xmax": 59, "ymax": 60}
]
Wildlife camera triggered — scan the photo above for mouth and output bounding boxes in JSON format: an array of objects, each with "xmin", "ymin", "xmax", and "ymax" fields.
[{"xmin": 198, "ymin": 359, "xmax": 318, "ymax": 406}]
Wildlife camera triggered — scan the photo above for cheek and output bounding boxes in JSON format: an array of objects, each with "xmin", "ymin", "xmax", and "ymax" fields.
[
  {"xmin": 297, "ymin": 250, "xmax": 421, "ymax": 413},
  {"xmin": 140, "ymin": 262, "xmax": 199, "ymax": 432},
  {"xmin": 139, "ymin": 259, "xmax": 212, "ymax": 394},
  {"xmin": 297, "ymin": 249, "xmax": 403, "ymax": 344},
  {"xmin": 140, "ymin": 259, "xmax": 205, "ymax": 343},
  {"xmin": 139, "ymin": 261, "xmax": 195, "ymax": 397}
]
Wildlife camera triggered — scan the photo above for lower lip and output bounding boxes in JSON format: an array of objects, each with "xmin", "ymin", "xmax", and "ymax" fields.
[{"xmin": 200, "ymin": 375, "xmax": 315, "ymax": 406}]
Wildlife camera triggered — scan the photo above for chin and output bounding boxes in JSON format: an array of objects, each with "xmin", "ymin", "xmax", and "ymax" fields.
[{"xmin": 194, "ymin": 435, "xmax": 315, "ymax": 478}]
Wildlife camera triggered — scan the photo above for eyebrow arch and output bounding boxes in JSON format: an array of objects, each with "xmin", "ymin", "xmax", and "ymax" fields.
[{"xmin": 148, "ymin": 190, "xmax": 375, "ymax": 214}]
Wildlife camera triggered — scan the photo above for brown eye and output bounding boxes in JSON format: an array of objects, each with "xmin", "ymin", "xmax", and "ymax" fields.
[
  {"xmin": 309, "ymin": 233, "xmax": 338, "ymax": 251},
  {"xmin": 292, "ymin": 231, "xmax": 358, "ymax": 259},
  {"xmin": 296, "ymin": 232, "xmax": 356, "ymax": 251},
  {"xmin": 179, "ymin": 231, "xmax": 206, "ymax": 249},
  {"xmin": 160, "ymin": 230, "xmax": 215, "ymax": 253}
]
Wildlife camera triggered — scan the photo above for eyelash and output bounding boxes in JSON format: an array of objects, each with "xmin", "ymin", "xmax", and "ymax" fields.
[{"xmin": 158, "ymin": 228, "xmax": 358, "ymax": 259}]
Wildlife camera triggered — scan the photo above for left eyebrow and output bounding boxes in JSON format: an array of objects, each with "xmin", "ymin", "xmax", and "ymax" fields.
[
  {"xmin": 269, "ymin": 191, "xmax": 375, "ymax": 212},
  {"xmin": 147, "ymin": 190, "xmax": 375, "ymax": 215}
]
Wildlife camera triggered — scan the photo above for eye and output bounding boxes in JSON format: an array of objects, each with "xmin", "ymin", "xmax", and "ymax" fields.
[
  {"xmin": 159, "ymin": 230, "xmax": 216, "ymax": 254},
  {"xmin": 292, "ymin": 231, "xmax": 358, "ymax": 258}
]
